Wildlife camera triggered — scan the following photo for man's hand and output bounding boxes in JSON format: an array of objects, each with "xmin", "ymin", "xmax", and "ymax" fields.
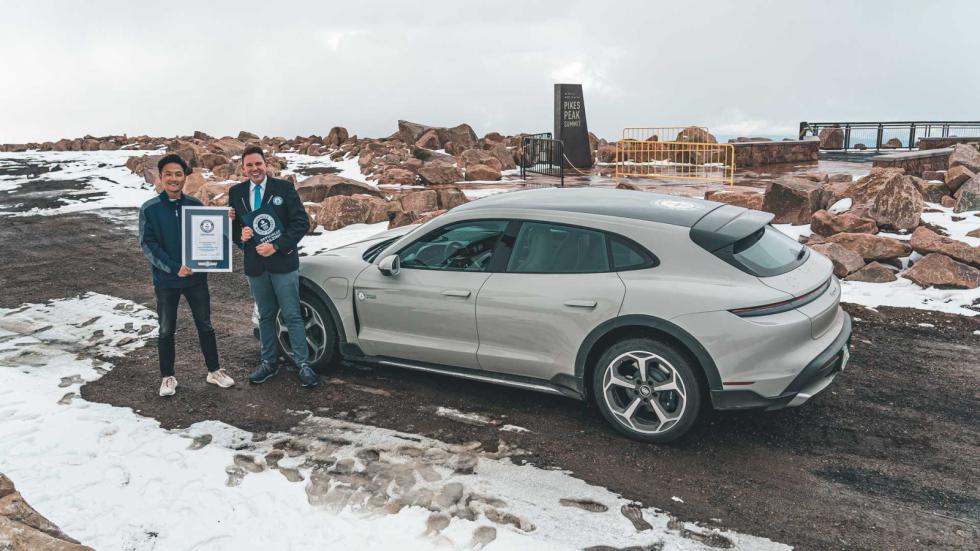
[
  {"xmin": 228, "ymin": 208, "xmax": 236, "ymax": 221},
  {"xmin": 256, "ymin": 243, "xmax": 276, "ymax": 257},
  {"xmin": 241, "ymin": 226, "xmax": 253, "ymax": 241},
  {"xmin": 178, "ymin": 265, "xmax": 193, "ymax": 277}
]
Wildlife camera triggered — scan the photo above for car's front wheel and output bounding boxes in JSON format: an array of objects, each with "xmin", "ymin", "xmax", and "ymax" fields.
[
  {"xmin": 276, "ymin": 290, "xmax": 339, "ymax": 373},
  {"xmin": 592, "ymin": 338, "xmax": 701, "ymax": 443}
]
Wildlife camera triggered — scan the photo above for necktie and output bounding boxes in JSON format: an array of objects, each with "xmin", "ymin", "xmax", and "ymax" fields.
[{"xmin": 253, "ymin": 184, "xmax": 262, "ymax": 210}]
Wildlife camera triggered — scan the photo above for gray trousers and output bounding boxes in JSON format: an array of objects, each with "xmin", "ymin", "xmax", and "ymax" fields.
[{"xmin": 248, "ymin": 270, "xmax": 309, "ymax": 367}]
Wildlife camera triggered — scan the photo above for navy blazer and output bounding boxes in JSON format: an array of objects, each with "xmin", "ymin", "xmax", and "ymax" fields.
[{"xmin": 230, "ymin": 176, "xmax": 310, "ymax": 276}]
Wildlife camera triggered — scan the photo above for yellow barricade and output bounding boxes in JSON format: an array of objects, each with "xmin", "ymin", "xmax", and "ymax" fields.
[
  {"xmin": 621, "ymin": 126, "xmax": 712, "ymax": 143},
  {"xmin": 615, "ymin": 140, "xmax": 735, "ymax": 187}
]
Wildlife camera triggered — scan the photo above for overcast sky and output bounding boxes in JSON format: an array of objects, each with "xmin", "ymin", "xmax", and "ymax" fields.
[{"xmin": 2, "ymin": 1, "xmax": 978, "ymax": 143}]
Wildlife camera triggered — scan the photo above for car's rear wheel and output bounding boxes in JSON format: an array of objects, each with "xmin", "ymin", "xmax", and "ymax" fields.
[
  {"xmin": 592, "ymin": 338, "xmax": 701, "ymax": 443},
  {"xmin": 276, "ymin": 290, "xmax": 339, "ymax": 373}
]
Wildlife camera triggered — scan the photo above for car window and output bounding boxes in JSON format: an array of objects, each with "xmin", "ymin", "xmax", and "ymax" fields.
[
  {"xmin": 732, "ymin": 225, "xmax": 807, "ymax": 275},
  {"xmin": 506, "ymin": 222, "xmax": 609, "ymax": 273},
  {"xmin": 610, "ymin": 236, "xmax": 653, "ymax": 271},
  {"xmin": 398, "ymin": 220, "xmax": 507, "ymax": 271}
]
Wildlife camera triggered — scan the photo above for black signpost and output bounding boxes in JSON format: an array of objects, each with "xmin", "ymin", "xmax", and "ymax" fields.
[{"xmin": 554, "ymin": 83, "xmax": 591, "ymax": 169}]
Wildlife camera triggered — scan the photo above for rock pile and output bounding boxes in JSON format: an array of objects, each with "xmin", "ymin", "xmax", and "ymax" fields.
[{"xmin": 0, "ymin": 473, "xmax": 93, "ymax": 550}]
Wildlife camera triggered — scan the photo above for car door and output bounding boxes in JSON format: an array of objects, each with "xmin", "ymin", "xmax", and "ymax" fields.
[
  {"xmin": 476, "ymin": 221, "xmax": 628, "ymax": 380},
  {"xmin": 353, "ymin": 219, "xmax": 508, "ymax": 369}
]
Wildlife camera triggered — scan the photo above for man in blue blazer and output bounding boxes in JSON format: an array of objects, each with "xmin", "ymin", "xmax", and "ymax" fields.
[{"xmin": 229, "ymin": 145, "xmax": 317, "ymax": 387}]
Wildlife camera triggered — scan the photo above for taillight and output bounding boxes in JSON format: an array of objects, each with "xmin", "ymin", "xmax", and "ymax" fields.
[{"xmin": 730, "ymin": 279, "xmax": 831, "ymax": 317}]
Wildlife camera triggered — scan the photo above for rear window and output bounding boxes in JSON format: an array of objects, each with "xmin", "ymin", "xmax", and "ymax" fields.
[{"xmin": 731, "ymin": 225, "xmax": 807, "ymax": 276}]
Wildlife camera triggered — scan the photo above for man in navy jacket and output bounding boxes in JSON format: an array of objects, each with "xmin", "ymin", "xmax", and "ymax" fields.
[
  {"xmin": 139, "ymin": 154, "xmax": 235, "ymax": 396},
  {"xmin": 229, "ymin": 145, "xmax": 317, "ymax": 387}
]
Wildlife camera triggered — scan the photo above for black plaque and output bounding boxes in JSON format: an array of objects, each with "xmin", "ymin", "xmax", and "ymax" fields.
[{"xmin": 554, "ymin": 83, "xmax": 591, "ymax": 168}]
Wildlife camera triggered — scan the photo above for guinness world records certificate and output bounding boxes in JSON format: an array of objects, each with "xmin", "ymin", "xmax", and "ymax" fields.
[{"xmin": 181, "ymin": 206, "xmax": 232, "ymax": 272}]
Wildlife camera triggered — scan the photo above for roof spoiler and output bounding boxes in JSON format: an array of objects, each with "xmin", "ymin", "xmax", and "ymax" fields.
[{"xmin": 689, "ymin": 205, "xmax": 775, "ymax": 252}]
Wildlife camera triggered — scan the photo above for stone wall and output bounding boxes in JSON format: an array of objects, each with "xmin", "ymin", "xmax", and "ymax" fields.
[
  {"xmin": 917, "ymin": 137, "xmax": 980, "ymax": 150},
  {"xmin": 731, "ymin": 140, "xmax": 819, "ymax": 167},
  {"xmin": 872, "ymin": 148, "xmax": 953, "ymax": 177}
]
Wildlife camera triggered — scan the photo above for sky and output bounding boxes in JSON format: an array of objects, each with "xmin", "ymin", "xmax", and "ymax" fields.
[{"xmin": 2, "ymin": 0, "xmax": 978, "ymax": 143}]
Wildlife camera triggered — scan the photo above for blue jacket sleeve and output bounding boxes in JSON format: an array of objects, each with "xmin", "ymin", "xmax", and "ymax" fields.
[{"xmin": 139, "ymin": 203, "xmax": 181, "ymax": 274}]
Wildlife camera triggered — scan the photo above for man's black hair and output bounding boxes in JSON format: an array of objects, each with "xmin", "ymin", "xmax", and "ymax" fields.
[
  {"xmin": 241, "ymin": 145, "xmax": 266, "ymax": 162},
  {"xmin": 157, "ymin": 153, "xmax": 190, "ymax": 175}
]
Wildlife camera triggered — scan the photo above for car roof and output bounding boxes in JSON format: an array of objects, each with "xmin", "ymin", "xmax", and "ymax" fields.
[{"xmin": 452, "ymin": 187, "xmax": 727, "ymax": 228}]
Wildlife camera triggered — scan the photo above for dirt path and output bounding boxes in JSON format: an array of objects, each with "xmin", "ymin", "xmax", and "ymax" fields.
[{"xmin": 4, "ymin": 211, "xmax": 978, "ymax": 550}]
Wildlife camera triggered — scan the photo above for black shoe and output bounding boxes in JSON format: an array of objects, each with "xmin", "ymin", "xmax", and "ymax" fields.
[
  {"xmin": 298, "ymin": 364, "xmax": 319, "ymax": 388},
  {"xmin": 249, "ymin": 361, "xmax": 280, "ymax": 384}
]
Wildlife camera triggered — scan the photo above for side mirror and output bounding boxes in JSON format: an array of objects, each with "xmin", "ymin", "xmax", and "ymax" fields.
[{"xmin": 378, "ymin": 255, "xmax": 401, "ymax": 276}]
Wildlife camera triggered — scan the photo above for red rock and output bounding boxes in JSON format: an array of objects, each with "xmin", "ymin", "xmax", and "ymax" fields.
[
  {"xmin": 399, "ymin": 190, "xmax": 439, "ymax": 213},
  {"xmin": 182, "ymin": 170, "xmax": 207, "ymax": 196},
  {"xmin": 810, "ymin": 209, "xmax": 877, "ymax": 237},
  {"xmin": 295, "ymin": 174, "xmax": 385, "ymax": 203},
  {"xmin": 818, "ymin": 127, "xmax": 844, "ymax": 149},
  {"xmin": 870, "ymin": 177, "xmax": 924, "ymax": 231},
  {"xmin": 954, "ymin": 176, "xmax": 980, "ymax": 213},
  {"xmin": 676, "ymin": 126, "xmax": 717, "ymax": 143},
  {"xmin": 941, "ymin": 195, "xmax": 956, "ymax": 208},
  {"xmin": 824, "ymin": 233, "xmax": 912, "ymax": 261},
  {"xmin": 914, "ymin": 178, "xmax": 951, "ymax": 203},
  {"xmin": 809, "ymin": 243, "xmax": 865, "ymax": 277},
  {"xmin": 948, "ymin": 143, "xmax": 980, "ymax": 173},
  {"xmin": 945, "ymin": 165, "xmax": 974, "ymax": 192},
  {"xmin": 459, "ymin": 149, "xmax": 503, "ymax": 171},
  {"xmin": 704, "ymin": 190, "xmax": 764, "ymax": 211},
  {"xmin": 209, "ymin": 137, "xmax": 248, "ymax": 157},
  {"xmin": 910, "ymin": 226, "xmax": 980, "ymax": 267},
  {"xmin": 379, "ymin": 167, "xmax": 417, "ymax": 186},
  {"xmin": 238, "ymin": 131, "xmax": 259, "ymax": 141},
  {"xmin": 196, "ymin": 182, "xmax": 233, "ymax": 206},
  {"xmin": 465, "ymin": 164, "xmax": 502, "ymax": 181},
  {"xmin": 317, "ymin": 195, "xmax": 388, "ymax": 230},
  {"xmin": 418, "ymin": 161, "xmax": 463, "ymax": 185},
  {"xmin": 487, "ymin": 143, "xmax": 516, "ymax": 171},
  {"xmin": 902, "ymin": 253, "xmax": 980, "ymax": 289},
  {"xmin": 844, "ymin": 262, "xmax": 897, "ymax": 283},
  {"xmin": 882, "ymin": 138, "xmax": 903, "ymax": 149},
  {"xmin": 832, "ymin": 167, "xmax": 905, "ymax": 204},
  {"xmin": 415, "ymin": 130, "xmax": 441, "ymax": 150},
  {"xmin": 921, "ymin": 170, "xmax": 946, "ymax": 182},
  {"xmin": 325, "ymin": 127, "xmax": 349, "ymax": 148},
  {"xmin": 616, "ymin": 181, "xmax": 640, "ymax": 190},
  {"xmin": 761, "ymin": 176, "xmax": 828, "ymax": 224},
  {"xmin": 433, "ymin": 186, "xmax": 468, "ymax": 210},
  {"xmin": 597, "ymin": 144, "xmax": 617, "ymax": 163}
]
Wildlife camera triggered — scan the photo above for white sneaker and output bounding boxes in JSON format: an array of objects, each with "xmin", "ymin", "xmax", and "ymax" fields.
[
  {"xmin": 159, "ymin": 376, "xmax": 177, "ymax": 397},
  {"xmin": 206, "ymin": 369, "xmax": 235, "ymax": 388}
]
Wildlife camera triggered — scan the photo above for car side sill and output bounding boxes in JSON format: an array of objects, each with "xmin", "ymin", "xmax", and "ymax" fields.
[{"xmin": 364, "ymin": 357, "xmax": 583, "ymax": 400}]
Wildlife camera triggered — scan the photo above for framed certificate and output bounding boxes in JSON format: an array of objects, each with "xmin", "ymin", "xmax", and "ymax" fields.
[{"xmin": 181, "ymin": 206, "xmax": 232, "ymax": 272}]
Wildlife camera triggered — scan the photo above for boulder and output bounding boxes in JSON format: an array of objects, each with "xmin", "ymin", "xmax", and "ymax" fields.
[
  {"xmin": 126, "ymin": 154, "xmax": 162, "ymax": 187},
  {"xmin": 198, "ymin": 152, "xmax": 230, "ymax": 171},
  {"xmin": 948, "ymin": 143, "xmax": 980, "ymax": 173},
  {"xmin": 238, "ymin": 131, "xmax": 259, "ymax": 141},
  {"xmin": 295, "ymin": 174, "xmax": 385, "ymax": 203},
  {"xmin": 597, "ymin": 144, "xmax": 617, "ymax": 163},
  {"xmin": 882, "ymin": 138, "xmax": 903, "ymax": 149},
  {"xmin": 196, "ymin": 182, "xmax": 233, "ymax": 206},
  {"xmin": 465, "ymin": 164, "xmax": 502, "ymax": 181},
  {"xmin": 910, "ymin": 226, "xmax": 980, "ymax": 268},
  {"xmin": 209, "ymin": 137, "xmax": 248, "ymax": 157},
  {"xmin": 169, "ymin": 139, "xmax": 207, "ymax": 168},
  {"xmin": 399, "ymin": 190, "xmax": 439, "ymax": 213},
  {"xmin": 458, "ymin": 149, "xmax": 503, "ymax": 171},
  {"xmin": 818, "ymin": 127, "xmax": 844, "ymax": 149},
  {"xmin": 809, "ymin": 243, "xmax": 865, "ymax": 277},
  {"xmin": 844, "ymin": 262, "xmax": 897, "ymax": 283},
  {"xmin": 317, "ymin": 195, "xmax": 382, "ymax": 230},
  {"xmin": 954, "ymin": 176, "xmax": 980, "ymax": 213},
  {"xmin": 762, "ymin": 176, "xmax": 828, "ymax": 224},
  {"xmin": 487, "ymin": 143, "xmax": 516, "ymax": 171},
  {"xmin": 415, "ymin": 129, "xmax": 441, "ymax": 150},
  {"xmin": 824, "ymin": 232, "xmax": 912, "ymax": 261},
  {"xmin": 676, "ymin": 126, "xmax": 716, "ymax": 143},
  {"xmin": 941, "ymin": 195, "xmax": 957, "ymax": 208},
  {"xmin": 182, "ymin": 170, "xmax": 208, "ymax": 196},
  {"xmin": 854, "ymin": 143, "xmax": 867, "ymax": 150},
  {"xmin": 870, "ymin": 177, "xmax": 924, "ymax": 231},
  {"xmin": 703, "ymin": 190, "xmax": 764, "ymax": 211},
  {"xmin": 921, "ymin": 170, "xmax": 946, "ymax": 182},
  {"xmin": 433, "ymin": 186, "xmax": 468, "ymax": 210},
  {"xmin": 833, "ymin": 167, "xmax": 905, "ymax": 204},
  {"xmin": 304, "ymin": 202, "xmax": 323, "ymax": 233},
  {"xmin": 388, "ymin": 209, "xmax": 447, "ymax": 229},
  {"xmin": 945, "ymin": 165, "xmax": 974, "ymax": 192},
  {"xmin": 325, "ymin": 127, "xmax": 350, "ymax": 148},
  {"xmin": 902, "ymin": 253, "xmax": 980, "ymax": 289},
  {"xmin": 418, "ymin": 161, "xmax": 463, "ymax": 185},
  {"xmin": 810, "ymin": 209, "xmax": 877, "ymax": 237},
  {"xmin": 914, "ymin": 179, "xmax": 951, "ymax": 203},
  {"xmin": 398, "ymin": 121, "xmax": 478, "ymax": 151},
  {"xmin": 379, "ymin": 167, "xmax": 417, "ymax": 186},
  {"xmin": 616, "ymin": 181, "xmax": 640, "ymax": 190}
]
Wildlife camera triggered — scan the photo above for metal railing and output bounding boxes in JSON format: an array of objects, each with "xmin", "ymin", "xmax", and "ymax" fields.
[
  {"xmin": 621, "ymin": 126, "xmax": 710, "ymax": 143},
  {"xmin": 800, "ymin": 121, "xmax": 980, "ymax": 152},
  {"xmin": 520, "ymin": 137, "xmax": 564, "ymax": 187},
  {"xmin": 614, "ymin": 140, "xmax": 735, "ymax": 186}
]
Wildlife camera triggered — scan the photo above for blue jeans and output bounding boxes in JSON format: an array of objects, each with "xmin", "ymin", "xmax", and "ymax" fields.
[{"xmin": 248, "ymin": 270, "xmax": 309, "ymax": 367}]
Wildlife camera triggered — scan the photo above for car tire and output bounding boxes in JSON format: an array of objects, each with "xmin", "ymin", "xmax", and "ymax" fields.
[
  {"xmin": 276, "ymin": 290, "xmax": 339, "ymax": 374},
  {"xmin": 591, "ymin": 337, "xmax": 701, "ymax": 443}
]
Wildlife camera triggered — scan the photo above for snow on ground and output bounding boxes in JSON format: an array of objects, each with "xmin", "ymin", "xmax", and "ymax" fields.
[
  {"xmin": 775, "ymin": 203, "xmax": 980, "ymax": 316},
  {"xmin": 0, "ymin": 293, "xmax": 788, "ymax": 551},
  {"xmin": 278, "ymin": 152, "xmax": 366, "ymax": 183},
  {"xmin": 0, "ymin": 150, "xmax": 157, "ymax": 217}
]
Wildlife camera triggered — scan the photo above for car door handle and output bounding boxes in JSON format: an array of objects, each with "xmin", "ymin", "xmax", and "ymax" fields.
[
  {"xmin": 564, "ymin": 300, "xmax": 597, "ymax": 309},
  {"xmin": 442, "ymin": 290, "xmax": 471, "ymax": 298}
]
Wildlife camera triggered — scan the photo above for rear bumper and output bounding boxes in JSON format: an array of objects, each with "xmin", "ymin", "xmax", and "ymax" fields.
[{"xmin": 711, "ymin": 312, "xmax": 852, "ymax": 411}]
